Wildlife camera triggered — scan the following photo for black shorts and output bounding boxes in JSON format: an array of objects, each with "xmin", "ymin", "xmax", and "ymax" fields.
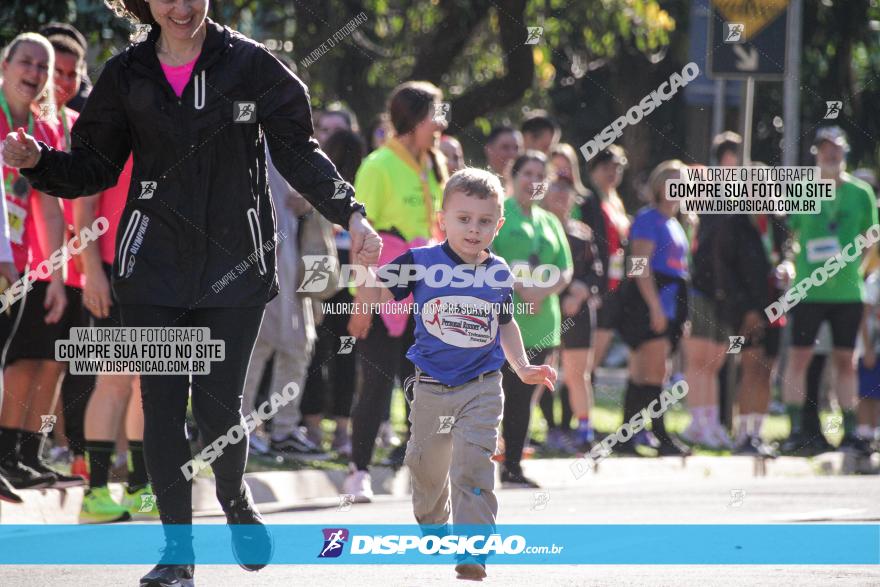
[
  {"xmin": 790, "ymin": 302, "xmax": 863, "ymax": 349},
  {"xmin": 595, "ymin": 287, "xmax": 621, "ymax": 330},
  {"xmin": 0, "ymin": 285, "xmax": 28, "ymax": 367},
  {"xmin": 739, "ymin": 326, "xmax": 781, "ymax": 358},
  {"xmin": 618, "ymin": 276, "xmax": 688, "ymax": 352},
  {"xmin": 5, "ymin": 281, "xmax": 84, "ymax": 363},
  {"xmin": 89, "ymin": 262, "xmax": 123, "ymax": 328},
  {"xmin": 724, "ymin": 312, "xmax": 781, "ymax": 359},
  {"xmin": 561, "ymin": 304, "xmax": 593, "ymax": 349}
]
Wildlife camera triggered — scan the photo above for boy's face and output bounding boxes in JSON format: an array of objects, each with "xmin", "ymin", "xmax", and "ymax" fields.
[{"xmin": 439, "ymin": 190, "xmax": 505, "ymax": 259}]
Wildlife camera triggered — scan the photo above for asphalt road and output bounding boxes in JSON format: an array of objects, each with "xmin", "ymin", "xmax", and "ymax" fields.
[{"xmin": 2, "ymin": 471, "xmax": 879, "ymax": 586}]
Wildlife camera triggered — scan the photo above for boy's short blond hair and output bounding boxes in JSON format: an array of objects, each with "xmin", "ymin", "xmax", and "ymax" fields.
[{"xmin": 442, "ymin": 168, "xmax": 505, "ymax": 208}]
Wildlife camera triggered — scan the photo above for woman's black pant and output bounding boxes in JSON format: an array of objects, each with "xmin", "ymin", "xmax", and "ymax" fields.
[
  {"xmin": 350, "ymin": 314, "xmax": 414, "ymax": 471},
  {"xmin": 120, "ymin": 305, "xmax": 264, "ymax": 525},
  {"xmin": 301, "ymin": 288, "xmax": 357, "ymax": 420},
  {"xmin": 502, "ymin": 348, "xmax": 552, "ymax": 466}
]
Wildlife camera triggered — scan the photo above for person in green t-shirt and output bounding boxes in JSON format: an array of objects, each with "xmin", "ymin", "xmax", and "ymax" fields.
[
  {"xmin": 781, "ymin": 126, "xmax": 879, "ymax": 455},
  {"xmin": 492, "ymin": 151, "xmax": 572, "ymax": 486}
]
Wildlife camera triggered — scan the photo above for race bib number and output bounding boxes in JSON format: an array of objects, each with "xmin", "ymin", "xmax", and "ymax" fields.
[
  {"xmin": 608, "ymin": 249, "xmax": 625, "ymax": 280},
  {"xmin": 6, "ymin": 199, "xmax": 27, "ymax": 245},
  {"xmin": 806, "ymin": 237, "xmax": 840, "ymax": 264}
]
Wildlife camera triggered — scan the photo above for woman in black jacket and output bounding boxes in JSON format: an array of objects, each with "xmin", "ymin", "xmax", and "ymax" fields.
[{"xmin": 2, "ymin": 2, "xmax": 379, "ymax": 585}]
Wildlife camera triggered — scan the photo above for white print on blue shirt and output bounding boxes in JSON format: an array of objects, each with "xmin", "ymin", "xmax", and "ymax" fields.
[{"xmin": 421, "ymin": 295, "xmax": 499, "ymax": 348}]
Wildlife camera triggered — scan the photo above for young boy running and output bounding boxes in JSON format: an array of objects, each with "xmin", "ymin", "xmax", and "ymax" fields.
[{"xmin": 360, "ymin": 168, "xmax": 557, "ymax": 581}]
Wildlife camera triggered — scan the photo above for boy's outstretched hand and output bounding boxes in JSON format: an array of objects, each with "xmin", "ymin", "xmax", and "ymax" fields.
[{"xmin": 516, "ymin": 364, "xmax": 557, "ymax": 391}]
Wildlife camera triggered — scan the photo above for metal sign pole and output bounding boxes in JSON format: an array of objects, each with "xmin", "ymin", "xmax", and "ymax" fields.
[
  {"xmin": 783, "ymin": 0, "xmax": 803, "ymax": 166},
  {"xmin": 712, "ymin": 79, "xmax": 726, "ymax": 150},
  {"xmin": 742, "ymin": 76, "xmax": 755, "ymax": 165}
]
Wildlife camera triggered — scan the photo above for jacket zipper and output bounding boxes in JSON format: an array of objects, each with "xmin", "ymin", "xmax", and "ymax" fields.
[{"xmin": 247, "ymin": 208, "xmax": 267, "ymax": 275}]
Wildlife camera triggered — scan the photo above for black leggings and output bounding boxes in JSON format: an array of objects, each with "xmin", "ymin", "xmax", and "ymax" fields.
[
  {"xmin": 301, "ymin": 288, "xmax": 357, "ymax": 419},
  {"xmin": 502, "ymin": 348, "xmax": 552, "ymax": 466},
  {"xmin": 539, "ymin": 385, "xmax": 572, "ymax": 431},
  {"xmin": 120, "ymin": 304, "xmax": 264, "ymax": 525},
  {"xmin": 350, "ymin": 314, "xmax": 414, "ymax": 471}
]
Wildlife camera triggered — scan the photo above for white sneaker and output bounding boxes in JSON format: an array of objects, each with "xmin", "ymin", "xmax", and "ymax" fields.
[{"xmin": 342, "ymin": 469, "xmax": 373, "ymax": 503}]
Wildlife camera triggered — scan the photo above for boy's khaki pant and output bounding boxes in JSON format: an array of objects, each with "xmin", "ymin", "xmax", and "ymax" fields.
[{"xmin": 404, "ymin": 369, "xmax": 503, "ymax": 528}]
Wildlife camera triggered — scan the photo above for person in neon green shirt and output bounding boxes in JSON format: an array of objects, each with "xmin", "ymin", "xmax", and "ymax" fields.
[
  {"xmin": 781, "ymin": 126, "xmax": 879, "ymax": 455},
  {"xmin": 344, "ymin": 81, "xmax": 448, "ymax": 502},
  {"xmin": 492, "ymin": 151, "xmax": 572, "ymax": 486}
]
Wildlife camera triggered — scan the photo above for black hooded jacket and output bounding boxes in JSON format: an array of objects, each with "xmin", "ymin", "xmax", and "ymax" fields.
[{"xmin": 23, "ymin": 19, "xmax": 365, "ymax": 308}]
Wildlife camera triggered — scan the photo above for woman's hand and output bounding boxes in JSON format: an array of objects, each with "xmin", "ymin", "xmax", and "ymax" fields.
[
  {"xmin": 3, "ymin": 129, "xmax": 42, "ymax": 169},
  {"xmin": 83, "ymin": 267, "xmax": 113, "ymax": 319},
  {"xmin": 349, "ymin": 213, "xmax": 381, "ymax": 266},
  {"xmin": 516, "ymin": 364, "xmax": 557, "ymax": 391},
  {"xmin": 43, "ymin": 279, "xmax": 67, "ymax": 324},
  {"xmin": 649, "ymin": 304, "xmax": 667, "ymax": 334}
]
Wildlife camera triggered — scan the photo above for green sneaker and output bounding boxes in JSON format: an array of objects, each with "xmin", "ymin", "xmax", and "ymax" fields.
[
  {"xmin": 122, "ymin": 484, "xmax": 160, "ymax": 519},
  {"xmin": 79, "ymin": 486, "xmax": 131, "ymax": 524}
]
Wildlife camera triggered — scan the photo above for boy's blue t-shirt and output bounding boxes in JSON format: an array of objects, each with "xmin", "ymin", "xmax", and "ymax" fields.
[
  {"xmin": 629, "ymin": 206, "xmax": 690, "ymax": 319},
  {"xmin": 387, "ymin": 241, "xmax": 513, "ymax": 387}
]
